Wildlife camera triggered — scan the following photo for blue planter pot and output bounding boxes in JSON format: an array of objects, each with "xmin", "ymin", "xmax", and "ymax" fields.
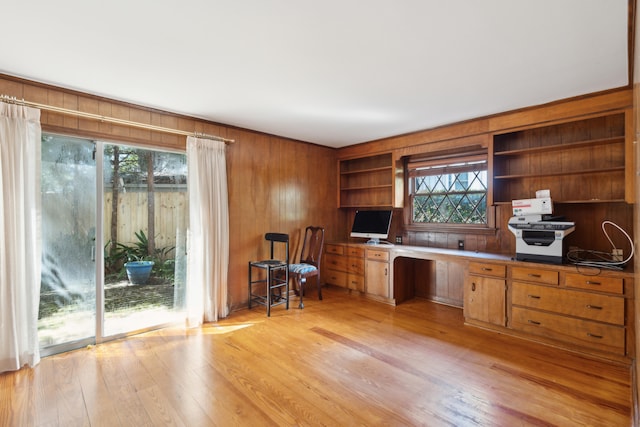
[{"xmin": 124, "ymin": 261, "xmax": 154, "ymax": 284}]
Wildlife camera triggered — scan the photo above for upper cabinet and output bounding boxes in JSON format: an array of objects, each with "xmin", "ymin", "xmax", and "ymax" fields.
[
  {"xmin": 491, "ymin": 110, "xmax": 633, "ymax": 204},
  {"xmin": 338, "ymin": 152, "xmax": 397, "ymax": 208}
]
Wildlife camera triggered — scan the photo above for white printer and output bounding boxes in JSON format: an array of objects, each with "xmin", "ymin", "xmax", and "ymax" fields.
[{"xmin": 507, "ymin": 196, "xmax": 575, "ymax": 264}]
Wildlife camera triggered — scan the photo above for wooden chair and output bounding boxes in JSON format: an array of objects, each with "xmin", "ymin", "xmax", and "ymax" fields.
[
  {"xmin": 289, "ymin": 226, "xmax": 324, "ymax": 309},
  {"xmin": 248, "ymin": 233, "xmax": 289, "ymax": 316}
]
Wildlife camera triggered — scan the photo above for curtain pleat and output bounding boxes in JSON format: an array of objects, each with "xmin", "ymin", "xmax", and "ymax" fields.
[
  {"xmin": 186, "ymin": 137, "xmax": 229, "ymax": 325},
  {"xmin": 0, "ymin": 102, "xmax": 42, "ymax": 373}
]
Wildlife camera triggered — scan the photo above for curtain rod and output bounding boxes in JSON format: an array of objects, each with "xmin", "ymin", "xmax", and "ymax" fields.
[{"xmin": 0, "ymin": 94, "xmax": 234, "ymax": 144}]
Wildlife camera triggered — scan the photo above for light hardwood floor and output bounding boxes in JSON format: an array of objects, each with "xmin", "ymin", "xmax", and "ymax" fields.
[{"xmin": 0, "ymin": 286, "xmax": 633, "ymax": 426}]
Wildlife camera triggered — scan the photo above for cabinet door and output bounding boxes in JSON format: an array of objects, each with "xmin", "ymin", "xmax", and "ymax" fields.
[
  {"xmin": 366, "ymin": 260, "xmax": 389, "ymax": 298},
  {"xmin": 464, "ymin": 276, "xmax": 506, "ymax": 326}
]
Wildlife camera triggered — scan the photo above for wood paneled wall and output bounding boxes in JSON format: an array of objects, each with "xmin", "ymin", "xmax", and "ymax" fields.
[
  {"xmin": 0, "ymin": 74, "xmax": 341, "ymax": 311},
  {"xmin": 633, "ymin": 0, "xmax": 640, "ymax": 418},
  {"xmin": 226, "ymin": 131, "xmax": 342, "ymax": 309},
  {"xmin": 1, "ymin": 75, "xmax": 635, "ymax": 310},
  {"xmin": 337, "ymin": 89, "xmax": 635, "ymax": 255}
]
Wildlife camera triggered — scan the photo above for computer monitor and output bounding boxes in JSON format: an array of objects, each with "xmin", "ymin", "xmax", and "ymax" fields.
[{"xmin": 350, "ymin": 209, "xmax": 392, "ymax": 245}]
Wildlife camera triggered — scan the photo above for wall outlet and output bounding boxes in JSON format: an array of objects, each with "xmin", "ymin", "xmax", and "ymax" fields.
[
  {"xmin": 395, "ymin": 236, "xmax": 403, "ymax": 245},
  {"xmin": 458, "ymin": 240, "xmax": 464, "ymax": 250},
  {"xmin": 612, "ymin": 249, "xmax": 623, "ymax": 262}
]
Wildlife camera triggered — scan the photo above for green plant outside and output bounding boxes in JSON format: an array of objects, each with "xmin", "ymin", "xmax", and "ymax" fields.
[{"xmin": 104, "ymin": 230, "xmax": 176, "ymax": 283}]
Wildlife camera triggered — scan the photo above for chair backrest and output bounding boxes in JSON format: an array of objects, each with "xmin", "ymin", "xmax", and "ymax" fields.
[
  {"xmin": 265, "ymin": 232, "xmax": 289, "ymax": 263},
  {"xmin": 299, "ymin": 226, "xmax": 324, "ymax": 268}
]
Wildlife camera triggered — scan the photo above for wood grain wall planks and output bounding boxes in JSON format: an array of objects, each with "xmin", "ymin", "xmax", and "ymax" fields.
[{"xmin": 0, "ymin": 73, "xmax": 340, "ymax": 311}]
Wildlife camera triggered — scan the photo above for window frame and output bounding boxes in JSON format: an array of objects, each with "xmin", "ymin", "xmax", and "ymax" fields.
[{"xmin": 403, "ymin": 150, "xmax": 495, "ymax": 234}]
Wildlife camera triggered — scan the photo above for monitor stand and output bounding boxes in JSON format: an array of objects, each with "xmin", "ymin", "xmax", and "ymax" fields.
[{"xmin": 366, "ymin": 238, "xmax": 381, "ymax": 245}]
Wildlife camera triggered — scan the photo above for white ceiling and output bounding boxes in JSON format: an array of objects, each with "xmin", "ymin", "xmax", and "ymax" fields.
[{"xmin": 0, "ymin": 1, "xmax": 630, "ymax": 148}]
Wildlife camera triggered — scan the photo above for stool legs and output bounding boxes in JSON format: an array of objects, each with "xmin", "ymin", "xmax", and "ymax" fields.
[
  {"xmin": 248, "ymin": 263, "xmax": 289, "ymax": 316},
  {"xmin": 266, "ymin": 266, "xmax": 272, "ymax": 317}
]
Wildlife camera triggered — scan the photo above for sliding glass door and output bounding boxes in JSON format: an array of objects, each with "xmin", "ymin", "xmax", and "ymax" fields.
[
  {"xmin": 39, "ymin": 134, "xmax": 188, "ymax": 354},
  {"xmin": 102, "ymin": 143, "xmax": 188, "ymax": 336},
  {"xmin": 39, "ymin": 135, "xmax": 97, "ymax": 354}
]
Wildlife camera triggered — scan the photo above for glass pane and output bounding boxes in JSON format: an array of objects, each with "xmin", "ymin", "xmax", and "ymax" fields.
[
  {"xmin": 39, "ymin": 134, "xmax": 96, "ymax": 352},
  {"xmin": 411, "ymin": 167, "xmax": 488, "ymax": 225},
  {"xmin": 103, "ymin": 144, "xmax": 188, "ymax": 336}
]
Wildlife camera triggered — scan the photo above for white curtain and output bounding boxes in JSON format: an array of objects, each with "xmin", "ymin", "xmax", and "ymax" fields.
[
  {"xmin": 186, "ymin": 136, "xmax": 230, "ymax": 325},
  {"xmin": 0, "ymin": 102, "xmax": 42, "ymax": 372}
]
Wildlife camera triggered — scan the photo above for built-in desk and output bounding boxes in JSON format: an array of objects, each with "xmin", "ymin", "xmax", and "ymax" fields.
[
  {"xmin": 325, "ymin": 242, "xmax": 510, "ymax": 307},
  {"xmin": 389, "ymin": 246, "xmax": 510, "ymax": 306},
  {"xmin": 324, "ymin": 242, "xmax": 635, "ymax": 362}
]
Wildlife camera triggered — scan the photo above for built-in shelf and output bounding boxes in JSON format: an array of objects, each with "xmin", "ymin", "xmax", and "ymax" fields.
[
  {"xmin": 339, "ymin": 153, "xmax": 394, "ymax": 208},
  {"xmin": 341, "ymin": 184, "xmax": 393, "ymax": 191},
  {"xmin": 494, "ymin": 166, "xmax": 625, "ymax": 180},
  {"xmin": 493, "ymin": 136, "xmax": 624, "ymax": 157},
  {"xmin": 340, "ymin": 166, "xmax": 392, "ymax": 175},
  {"xmin": 491, "ymin": 113, "xmax": 629, "ymax": 204}
]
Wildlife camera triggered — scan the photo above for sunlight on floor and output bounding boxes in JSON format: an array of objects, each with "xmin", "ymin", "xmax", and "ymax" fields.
[
  {"xmin": 104, "ymin": 307, "xmax": 186, "ymax": 336},
  {"xmin": 38, "ymin": 304, "xmax": 185, "ymax": 347},
  {"xmin": 199, "ymin": 323, "xmax": 256, "ymax": 335}
]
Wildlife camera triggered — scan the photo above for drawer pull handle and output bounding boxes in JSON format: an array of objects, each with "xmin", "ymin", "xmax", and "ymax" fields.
[
  {"xmin": 527, "ymin": 273, "xmax": 541, "ymax": 278},
  {"xmin": 586, "ymin": 305, "xmax": 603, "ymax": 310},
  {"xmin": 481, "ymin": 267, "xmax": 493, "ymax": 271},
  {"xmin": 528, "ymin": 320, "xmax": 541, "ymax": 325},
  {"xmin": 587, "ymin": 333, "xmax": 603, "ymax": 339},
  {"xmin": 527, "ymin": 294, "xmax": 541, "ymax": 299},
  {"xmin": 585, "ymin": 281, "xmax": 601, "ymax": 286},
  {"xmin": 471, "ymin": 282, "xmax": 476, "ymax": 291}
]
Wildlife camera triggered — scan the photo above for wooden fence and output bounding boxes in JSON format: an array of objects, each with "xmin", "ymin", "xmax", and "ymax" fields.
[
  {"xmin": 103, "ymin": 191, "xmax": 188, "ymax": 250},
  {"xmin": 41, "ymin": 190, "xmax": 188, "ymax": 253}
]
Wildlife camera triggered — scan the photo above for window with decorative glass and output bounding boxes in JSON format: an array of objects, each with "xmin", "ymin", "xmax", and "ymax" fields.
[{"xmin": 407, "ymin": 152, "xmax": 488, "ymax": 227}]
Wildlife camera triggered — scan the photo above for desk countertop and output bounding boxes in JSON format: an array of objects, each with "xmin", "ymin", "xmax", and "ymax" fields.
[
  {"xmin": 329, "ymin": 242, "xmax": 634, "ymax": 276},
  {"xmin": 389, "ymin": 245, "xmax": 511, "ymax": 261}
]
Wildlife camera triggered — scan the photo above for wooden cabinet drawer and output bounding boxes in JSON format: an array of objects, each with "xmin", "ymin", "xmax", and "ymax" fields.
[
  {"xmin": 468, "ymin": 262, "xmax": 506, "ymax": 278},
  {"xmin": 325, "ymin": 269, "xmax": 346, "ymax": 287},
  {"xmin": 346, "ymin": 246, "xmax": 365, "ymax": 257},
  {"xmin": 325, "ymin": 244, "xmax": 344, "ymax": 255},
  {"xmin": 511, "ymin": 267, "xmax": 558, "ymax": 285},
  {"xmin": 512, "ymin": 282, "xmax": 624, "ymax": 325},
  {"xmin": 346, "ymin": 273, "xmax": 365, "ymax": 292},
  {"xmin": 511, "ymin": 307, "xmax": 625, "ymax": 355},
  {"xmin": 346, "ymin": 257, "xmax": 365, "ymax": 275},
  {"xmin": 565, "ymin": 273, "xmax": 623, "ymax": 295},
  {"xmin": 366, "ymin": 249, "xmax": 389, "ymax": 261},
  {"xmin": 324, "ymin": 245, "xmax": 365, "ymax": 290},
  {"xmin": 325, "ymin": 254, "xmax": 347, "ymax": 272}
]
